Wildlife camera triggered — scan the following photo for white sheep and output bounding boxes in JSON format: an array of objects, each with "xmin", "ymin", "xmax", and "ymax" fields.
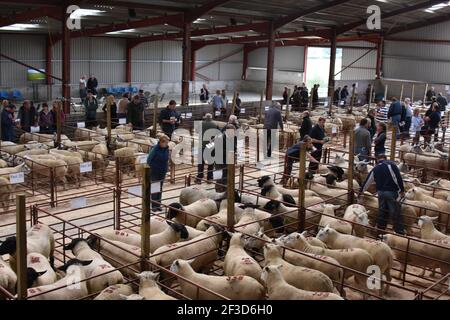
[
  {"xmin": 234, "ymin": 204, "xmax": 263, "ymax": 235},
  {"xmin": 64, "ymin": 238, "xmax": 124, "ymax": 293},
  {"xmin": 317, "ymin": 226, "xmax": 393, "ymax": 293},
  {"xmin": 244, "ymin": 228, "xmax": 273, "ymax": 251},
  {"xmin": 94, "ymin": 284, "xmax": 134, "ymax": 300},
  {"xmin": 278, "ymin": 232, "xmax": 373, "ymax": 291},
  {"xmin": 179, "ymin": 186, "xmax": 227, "ymax": 206},
  {"xmin": 261, "ymin": 265, "xmax": 343, "ymax": 300},
  {"xmin": 196, "ymin": 204, "xmax": 245, "ymax": 231},
  {"xmin": 0, "ymin": 255, "xmax": 17, "ymax": 296},
  {"xmin": 167, "ymin": 199, "xmax": 218, "ymax": 228},
  {"xmin": 418, "ymin": 216, "xmax": 450, "ymax": 241},
  {"xmin": 343, "ymin": 204, "xmax": 370, "ymax": 237},
  {"xmin": 135, "ymin": 271, "xmax": 176, "ymax": 300},
  {"xmin": 27, "ymin": 253, "xmax": 58, "ymax": 287},
  {"xmin": 27, "ymin": 259, "xmax": 92, "ymax": 300},
  {"xmin": 170, "ymin": 259, "xmax": 265, "ymax": 300},
  {"xmin": 152, "ymin": 225, "xmax": 225, "ymax": 274},
  {"xmin": 0, "ymin": 176, "xmax": 14, "ymax": 211},
  {"xmin": 0, "ymin": 224, "xmax": 55, "ymax": 272},
  {"xmin": 263, "ymin": 243, "xmax": 336, "ymax": 293},
  {"xmin": 319, "ymin": 204, "xmax": 352, "ymax": 235},
  {"xmin": 223, "ymin": 233, "xmax": 262, "ymax": 283},
  {"xmin": 0, "ymin": 159, "xmax": 7, "ymax": 168},
  {"xmin": 24, "ymin": 155, "xmax": 68, "ymax": 186}
]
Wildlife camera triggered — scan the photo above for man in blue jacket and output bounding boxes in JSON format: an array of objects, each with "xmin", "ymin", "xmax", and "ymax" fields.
[
  {"xmin": 387, "ymin": 97, "xmax": 403, "ymax": 138},
  {"xmin": 147, "ymin": 135, "xmax": 170, "ymax": 212},
  {"xmin": 1, "ymin": 104, "xmax": 16, "ymax": 141},
  {"xmin": 359, "ymin": 154, "xmax": 405, "ymax": 235},
  {"xmin": 264, "ymin": 102, "xmax": 283, "ymax": 158}
]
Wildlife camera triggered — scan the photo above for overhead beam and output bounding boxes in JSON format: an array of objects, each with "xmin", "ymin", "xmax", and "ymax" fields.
[
  {"xmin": 273, "ymin": 0, "xmax": 352, "ymax": 30},
  {"xmin": 0, "ymin": 6, "xmax": 61, "ymax": 28},
  {"xmin": 387, "ymin": 12, "xmax": 450, "ymax": 35},
  {"xmin": 185, "ymin": 0, "xmax": 232, "ymax": 23},
  {"xmin": 337, "ymin": 0, "xmax": 445, "ymax": 34}
]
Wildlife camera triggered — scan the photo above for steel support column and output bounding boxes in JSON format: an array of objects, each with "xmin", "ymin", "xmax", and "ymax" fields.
[
  {"xmin": 327, "ymin": 29, "xmax": 337, "ymax": 100},
  {"xmin": 46, "ymin": 37, "xmax": 53, "ymax": 86},
  {"xmin": 376, "ymin": 36, "xmax": 384, "ymax": 79},
  {"xmin": 190, "ymin": 47, "xmax": 196, "ymax": 82},
  {"xmin": 62, "ymin": 7, "xmax": 71, "ymax": 114},
  {"xmin": 265, "ymin": 22, "xmax": 275, "ymax": 101},
  {"xmin": 181, "ymin": 21, "xmax": 191, "ymax": 106},
  {"xmin": 303, "ymin": 45, "xmax": 308, "ymax": 83},
  {"xmin": 242, "ymin": 45, "xmax": 250, "ymax": 80}
]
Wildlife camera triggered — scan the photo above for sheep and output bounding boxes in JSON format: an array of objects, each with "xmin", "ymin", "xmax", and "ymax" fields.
[
  {"xmin": 87, "ymin": 234, "xmax": 141, "ymax": 276},
  {"xmin": 170, "ymin": 259, "xmax": 265, "ymax": 300},
  {"xmin": 179, "ymin": 186, "xmax": 228, "ymax": 206},
  {"xmin": 27, "ymin": 259, "xmax": 92, "ymax": 300},
  {"xmin": 244, "ymin": 228, "xmax": 273, "ymax": 251},
  {"xmin": 261, "ymin": 265, "xmax": 343, "ymax": 300},
  {"xmin": 318, "ymin": 204, "xmax": 352, "ymax": 235},
  {"xmin": 152, "ymin": 225, "xmax": 226, "ymax": 273},
  {"xmin": 0, "ymin": 177, "xmax": 13, "ymax": 211},
  {"xmin": 0, "ymin": 163, "xmax": 28, "ymax": 175},
  {"xmin": 405, "ymin": 187, "xmax": 450, "ymax": 232},
  {"xmin": 77, "ymin": 149, "xmax": 109, "ymax": 179},
  {"xmin": 27, "ymin": 253, "xmax": 58, "ymax": 287},
  {"xmin": 119, "ymin": 293, "xmax": 145, "ymax": 300},
  {"xmin": 24, "ymin": 155, "xmax": 68, "ymax": 185},
  {"xmin": 48, "ymin": 152, "xmax": 83, "ymax": 185},
  {"xmin": 223, "ymin": 233, "xmax": 262, "ymax": 283},
  {"xmin": 64, "ymin": 238, "xmax": 124, "ymax": 293},
  {"xmin": 257, "ymin": 175, "xmax": 319, "ymax": 199},
  {"xmin": 0, "ymin": 224, "xmax": 55, "ymax": 271},
  {"xmin": 263, "ymin": 243, "xmax": 336, "ymax": 293},
  {"xmin": 15, "ymin": 149, "xmax": 49, "ymax": 160},
  {"xmin": 167, "ymin": 199, "xmax": 218, "ymax": 228},
  {"xmin": 301, "ymin": 232, "xmax": 328, "ymax": 249},
  {"xmin": 97, "ymin": 222, "xmax": 189, "ymax": 253},
  {"xmin": 260, "ymin": 183, "xmax": 297, "ymax": 206},
  {"xmin": 277, "ymin": 232, "xmax": 373, "ymax": 291},
  {"xmin": 0, "ymin": 255, "xmax": 17, "ymax": 296},
  {"xmin": 114, "ymin": 147, "xmax": 138, "ymax": 171},
  {"xmin": 49, "ymin": 149, "xmax": 83, "ymax": 160},
  {"xmin": 63, "ymin": 140, "xmax": 99, "ymax": 152},
  {"xmin": 316, "ymin": 226, "xmax": 393, "ymax": 293},
  {"xmin": 0, "ymin": 143, "xmax": 25, "ymax": 155},
  {"xmin": 381, "ymin": 234, "xmax": 450, "ymax": 278},
  {"xmin": 94, "ymin": 284, "xmax": 134, "ymax": 300},
  {"xmin": 418, "ymin": 216, "xmax": 450, "ymax": 241},
  {"xmin": 135, "ymin": 271, "xmax": 176, "ymax": 300},
  {"xmin": 343, "ymin": 204, "xmax": 370, "ymax": 237},
  {"xmin": 428, "ymin": 178, "xmax": 450, "ymax": 189},
  {"xmin": 234, "ymin": 204, "xmax": 263, "ymax": 235},
  {"xmin": 91, "ymin": 143, "xmax": 109, "ymax": 157},
  {"xmin": 0, "ymin": 159, "xmax": 7, "ymax": 168}
]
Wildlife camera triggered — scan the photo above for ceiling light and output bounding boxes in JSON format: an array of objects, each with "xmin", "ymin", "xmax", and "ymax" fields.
[
  {"xmin": 194, "ymin": 18, "xmax": 206, "ymax": 24},
  {"xmin": 106, "ymin": 29, "xmax": 137, "ymax": 35},
  {"xmin": 70, "ymin": 9, "xmax": 105, "ymax": 18},
  {"xmin": 0, "ymin": 23, "xmax": 40, "ymax": 31},
  {"xmin": 425, "ymin": 1, "xmax": 450, "ymax": 13}
]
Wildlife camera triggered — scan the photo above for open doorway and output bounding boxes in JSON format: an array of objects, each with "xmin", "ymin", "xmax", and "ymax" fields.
[{"xmin": 305, "ymin": 47, "xmax": 342, "ymax": 97}]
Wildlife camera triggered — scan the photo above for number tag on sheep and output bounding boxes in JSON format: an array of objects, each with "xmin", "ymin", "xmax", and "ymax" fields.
[
  {"xmin": 9, "ymin": 172, "xmax": 24, "ymax": 184},
  {"xmin": 119, "ymin": 118, "xmax": 127, "ymax": 124}
]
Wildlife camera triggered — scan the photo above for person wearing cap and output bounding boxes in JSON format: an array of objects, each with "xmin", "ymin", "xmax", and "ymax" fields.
[
  {"xmin": 159, "ymin": 100, "xmax": 180, "ymax": 139},
  {"xmin": 359, "ymin": 154, "xmax": 405, "ymax": 235},
  {"xmin": 264, "ymin": 102, "xmax": 283, "ymax": 158},
  {"xmin": 1, "ymin": 102, "xmax": 16, "ymax": 141},
  {"xmin": 299, "ymin": 111, "xmax": 312, "ymax": 140},
  {"xmin": 126, "ymin": 94, "xmax": 144, "ymax": 129},
  {"xmin": 147, "ymin": 134, "xmax": 170, "ymax": 212},
  {"xmin": 196, "ymin": 113, "xmax": 219, "ymax": 183}
]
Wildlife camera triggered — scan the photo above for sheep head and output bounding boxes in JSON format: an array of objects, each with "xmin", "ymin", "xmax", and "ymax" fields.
[
  {"xmin": 263, "ymin": 243, "xmax": 282, "ymax": 260},
  {"xmin": 120, "ymin": 294, "xmax": 145, "ymax": 300},
  {"xmin": 0, "ymin": 236, "xmax": 16, "ymax": 255},
  {"xmin": 417, "ymin": 215, "xmax": 438, "ymax": 229},
  {"xmin": 136, "ymin": 271, "xmax": 160, "ymax": 283},
  {"xmin": 58, "ymin": 259, "xmax": 93, "ymax": 273},
  {"xmin": 404, "ymin": 188, "xmax": 417, "ymax": 200},
  {"xmin": 27, "ymin": 268, "xmax": 47, "ymax": 288},
  {"xmin": 257, "ymin": 176, "xmax": 272, "ymax": 188},
  {"xmin": 263, "ymin": 200, "xmax": 281, "ymax": 212},
  {"xmin": 63, "ymin": 238, "xmax": 91, "ymax": 253},
  {"xmin": 166, "ymin": 221, "xmax": 189, "ymax": 240},
  {"xmin": 170, "ymin": 259, "xmax": 194, "ymax": 274},
  {"xmin": 261, "ymin": 264, "xmax": 283, "ymax": 284},
  {"xmin": 316, "ymin": 225, "xmax": 336, "ymax": 242},
  {"xmin": 166, "ymin": 203, "xmax": 184, "ymax": 220}
]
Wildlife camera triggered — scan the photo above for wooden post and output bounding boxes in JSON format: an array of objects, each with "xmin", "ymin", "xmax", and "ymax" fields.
[
  {"xmin": 152, "ymin": 96, "xmax": 159, "ymax": 138},
  {"xmin": 368, "ymin": 85, "xmax": 374, "ymax": 111},
  {"xmin": 399, "ymin": 84, "xmax": 404, "ymax": 101},
  {"xmin": 141, "ymin": 166, "xmax": 151, "ymax": 271},
  {"xmin": 384, "ymin": 85, "xmax": 388, "ymax": 101},
  {"xmin": 16, "ymin": 194, "xmax": 27, "ymax": 300},
  {"xmin": 285, "ymin": 88, "xmax": 291, "ymax": 121},
  {"xmin": 297, "ymin": 144, "xmax": 306, "ymax": 232},
  {"xmin": 226, "ymin": 151, "xmax": 235, "ymax": 232},
  {"xmin": 348, "ymin": 132, "xmax": 355, "ymax": 204},
  {"xmin": 259, "ymin": 90, "xmax": 264, "ymax": 123},
  {"xmin": 411, "ymin": 84, "xmax": 415, "ymax": 103},
  {"xmin": 114, "ymin": 160, "xmax": 121, "ymax": 230},
  {"xmin": 423, "ymin": 83, "xmax": 428, "ymax": 105},
  {"xmin": 230, "ymin": 92, "xmax": 237, "ymax": 117},
  {"xmin": 390, "ymin": 126, "xmax": 397, "ymax": 161},
  {"xmin": 106, "ymin": 100, "xmax": 111, "ymax": 147},
  {"xmin": 448, "ymin": 146, "xmax": 450, "ymax": 180},
  {"xmin": 56, "ymin": 104, "xmax": 61, "ymax": 148}
]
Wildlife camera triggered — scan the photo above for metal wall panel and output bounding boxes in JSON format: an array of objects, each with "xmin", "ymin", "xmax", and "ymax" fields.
[
  {"xmin": 161, "ymin": 62, "xmax": 182, "ymax": 82},
  {"xmin": 274, "ymin": 46, "xmax": 304, "ymax": 71},
  {"xmin": 340, "ymin": 47, "xmax": 377, "ymax": 80},
  {"xmin": 390, "ymin": 20, "xmax": 450, "ymax": 40},
  {"xmin": 339, "ymin": 41, "xmax": 375, "ymax": 48},
  {"xmin": 90, "ymin": 37, "xmax": 126, "ymax": 60},
  {"xmin": 162, "ymin": 41, "xmax": 182, "ymax": 61},
  {"xmin": 131, "ymin": 62, "xmax": 161, "ymax": 82},
  {"xmin": 132, "ymin": 41, "xmax": 163, "ymax": 60}
]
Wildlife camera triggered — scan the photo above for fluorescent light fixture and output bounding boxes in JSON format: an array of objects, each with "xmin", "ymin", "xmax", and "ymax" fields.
[
  {"xmin": 70, "ymin": 8, "xmax": 105, "ymax": 18},
  {"xmin": 106, "ymin": 29, "xmax": 137, "ymax": 35},
  {"xmin": 425, "ymin": 1, "xmax": 450, "ymax": 13},
  {"xmin": 194, "ymin": 18, "xmax": 206, "ymax": 24},
  {"xmin": 0, "ymin": 23, "xmax": 40, "ymax": 31}
]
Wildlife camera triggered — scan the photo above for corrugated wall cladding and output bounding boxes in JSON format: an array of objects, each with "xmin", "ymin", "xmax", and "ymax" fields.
[
  {"xmin": 340, "ymin": 47, "xmax": 377, "ymax": 80},
  {"xmin": 131, "ymin": 41, "xmax": 182, "ymax": 83},
  {"xmin": 0, "ymin": 34, "xmax": 46, "ymax": 87},
  {"xmin": 390, "ymin": 20, "xmax": 450, "ymax": 40},
  {"xmin": 383, "ymin": 40, "xmax": 450, "ymax": 84},
  {"xmin": 196, "ymin": 44, "xmax": 243, "ymax": 81},
  {"xmin": 338, "ymin": 41, "xmax": 375, "ymax": 48}
]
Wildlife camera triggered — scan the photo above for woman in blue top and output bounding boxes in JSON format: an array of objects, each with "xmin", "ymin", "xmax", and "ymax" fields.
[{"xmin": 146, "ymin": 135, "xmax": 170, "ymax": 212}]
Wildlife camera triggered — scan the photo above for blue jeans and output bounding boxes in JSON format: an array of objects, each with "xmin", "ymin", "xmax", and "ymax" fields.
[
  {"xmin": 355, "ymin": 147, "xmax": 369, "ymax": 161},
  {"xmin": 391, "ymin": 115, "xmax": 401, "ymax": 138},
  {"xmin": 377, "ymin": 190, "xmax": 404, "ymax": 234}
]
